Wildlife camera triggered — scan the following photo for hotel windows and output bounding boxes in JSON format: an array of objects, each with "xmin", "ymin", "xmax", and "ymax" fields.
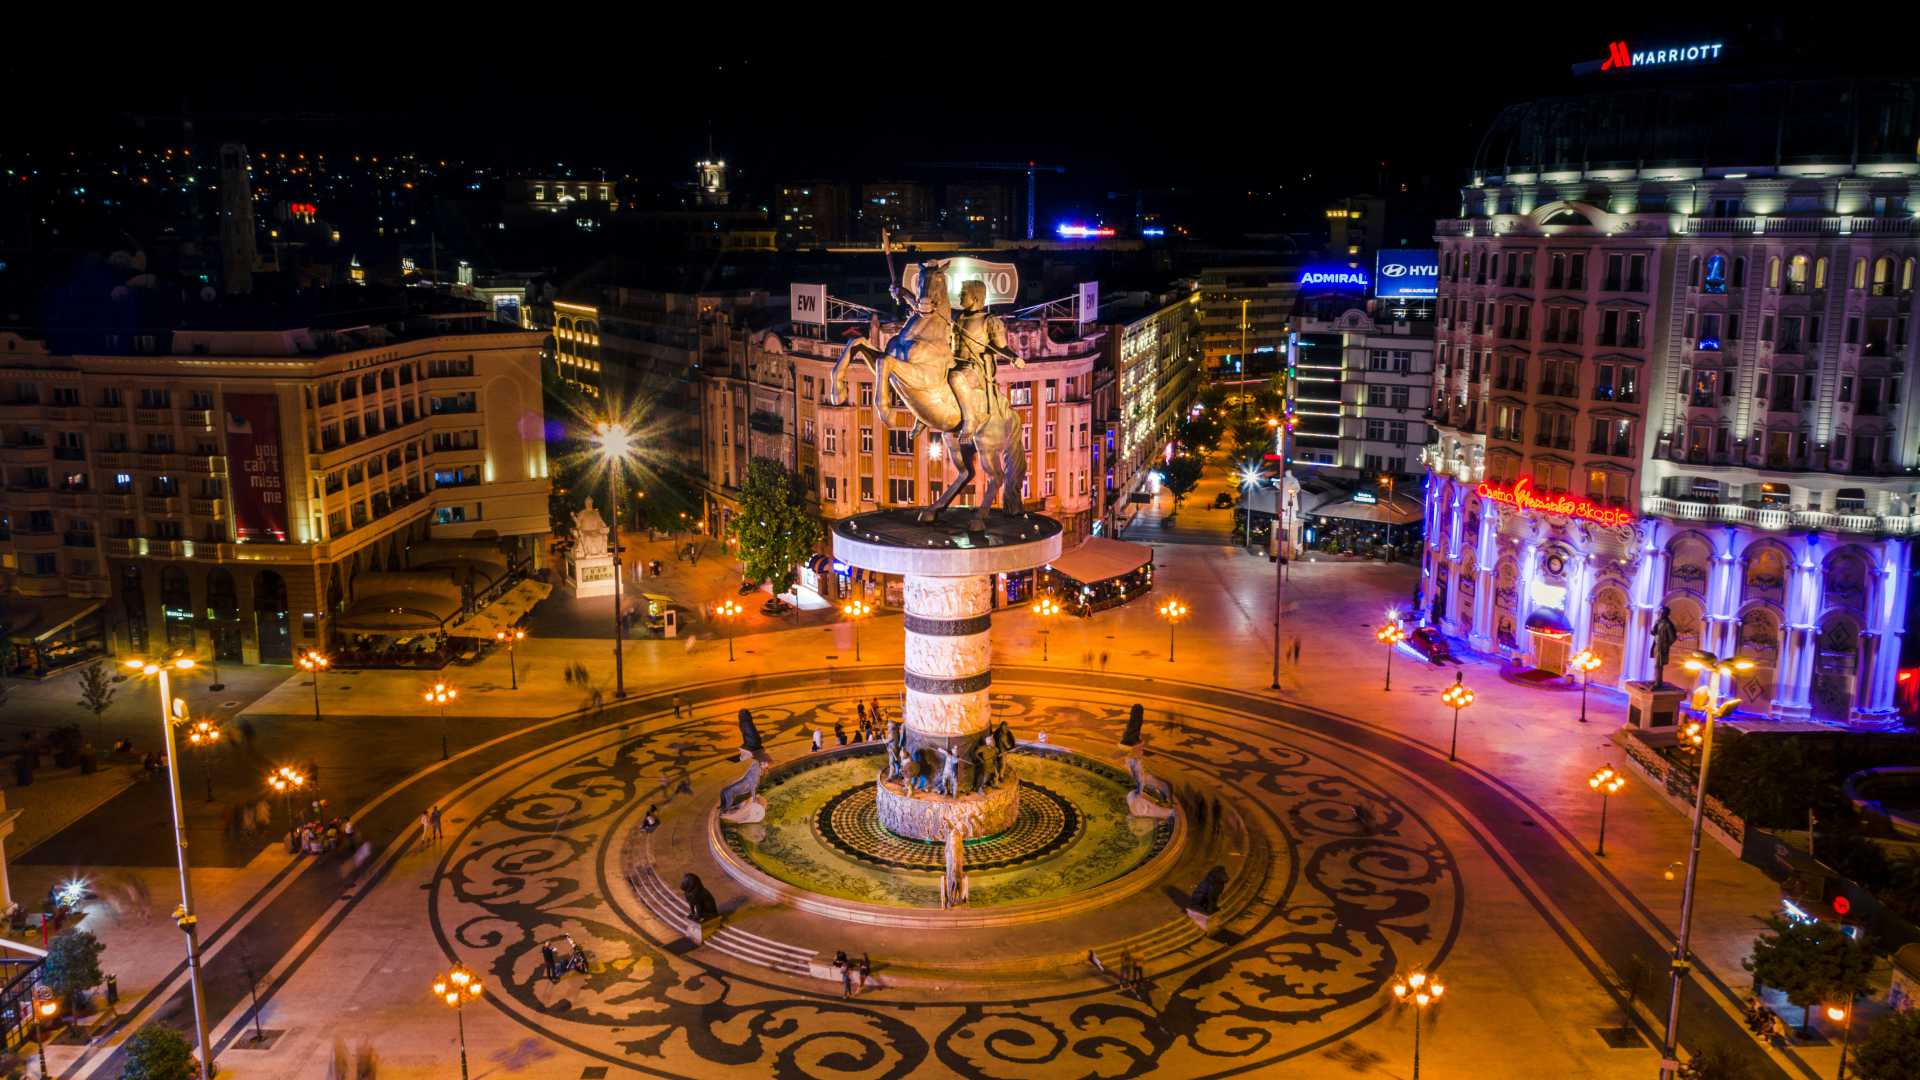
[
  {"xmin": 859, "ymin": 383, "xmax": 875, "ymax": 407},
  {"xmin": 824, "ymin": 428, "xmax": 839, "ymax": 454},
  {"xmin": 859, "ymin": 428, "xmax": 874, "ymax": 454},
  {"xmin": 1044, "ymin": 422, "xmax": 1056, "ymax": 450},
  {"xmin": 860, "ymin": 476, "xmax": 875, "ymax": 501},
  {"xmin": 888, "ymin": 478, "xmax": 915, "ymax": 503},
  {"xmin": 802, "ymin": 375, "xmax": 815, "ymax": 401},
  {"xmin": 802, "ymin": 419, "xmax": 816, "ymax": 445},
  {"xmin": 888, "ymin": 429, "xmax": 913, "ymax": 455},
  {"xmin": 824, "ymin": 476, "xmax": 839, "ymax": 501}
]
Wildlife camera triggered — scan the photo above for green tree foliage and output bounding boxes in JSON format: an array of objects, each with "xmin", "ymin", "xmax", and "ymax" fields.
[
  {"xmin": 40, "ymin": 929, "xmax": 104, "ymax": 1011},
  {"xmin": 634, "ymin": 467, "xmax": 702, "ymax": 536},
  {"xmin": 1159, "ymin": 456, "xmax": 1204, "ymax": 511},
  {"xmin": 1228, "ymin": 417, "xmax": 1273, "ymax": 459},
  {"xmin": 76, "ymin": 660, "xmax": 115, "ymax": 737},
  {"xmin": 1743, "ymin": 916, "xmax": 1872, "ymax": 1035},
  {"xmin": 730, "ymin": 458, "xmax": 822, "ymax": 592},
  {"xmin": 1174, "ymin": 412, "xmax": 1222, "ymax": 455},
  {"xmin": 1708, "ymin": 733, "xmax": 1837, "ymax": 828},
  {"xmin": 120, "ymin": 1023, "xmax": 196, "ymax": 1080},
  {"xmin": 1677, "ymin": 1041, "xmax": 1758, "ymax": 1080},
  {"xmin": 1852, "ymin": 1006, "xmax": 1920, "ymax": 1080}
]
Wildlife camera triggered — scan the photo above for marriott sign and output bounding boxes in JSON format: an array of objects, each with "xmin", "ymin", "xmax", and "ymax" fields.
[{"xmin": 1574, "ymin": 38, "xmax": 1725, "ymax": 76}]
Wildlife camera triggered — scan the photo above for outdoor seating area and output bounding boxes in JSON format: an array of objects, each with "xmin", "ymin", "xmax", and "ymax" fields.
[
  {"xmin": 1037, "ymin": 538, "xmax": 1155, "ymax": 615},
  {"xmin": 0, "ymin": 596, "xmax": 107, "ymax": 679}
]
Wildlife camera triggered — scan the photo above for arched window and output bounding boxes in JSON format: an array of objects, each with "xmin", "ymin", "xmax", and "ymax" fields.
[
  {"xmin": 1732, "ymin": 257, "xmax": 1747, "ymax": 287},
  {"xmin": 1767, "ymin": 256, "xmax": 1781, "ymax": 290},
  {"xmin": 1904, "ymin": 258, "xmax": 1917, "ymax": 294},
  {"xmin": 161, "ymin": 566, "xmax": 194, "ymax": 648},
  {"xmin": 1689, "ymin": 256, "xmax": 1701, "ymax": 287},
  {"xmin": 1704, "ymin": 254, "xmax": 1727, "ymax": 293},
  {"xmin": 1853, "ymin": 257, "xmax": 1867, "ymax": 290},
  {"xmin": 1787, "ymin": 254, "xmax": 1808, "ymax": 292},
  {"xmin": 1814, "ymin": 256, "xmax": 1828, "ymax": 291},
  {"xmin": 1874, "ymin": 256, "xmax": 1895, "ymax": 296}
]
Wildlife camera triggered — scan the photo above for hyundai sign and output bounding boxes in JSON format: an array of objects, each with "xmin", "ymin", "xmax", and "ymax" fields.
[
  {"xmin": 1375, "ymin": 250, "xmax": 1439, "ymax": 299},
  {"xmin": 1297, "ymin": 265, "xmax": 1368, "ymax": 292}
]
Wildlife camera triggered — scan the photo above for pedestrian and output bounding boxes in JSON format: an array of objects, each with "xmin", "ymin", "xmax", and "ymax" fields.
[
  {"xmin": 305, "ymin": 760, "xmax": 320, "ymax": 791},
  {"xmin": 857, "ymin": 954, "xmax": 871, "ymax": 994},
  {"xmin": 641, "ymin": 805, "xmax": 659, "ymax": 833},
  {"xmin": 542, "ymin": 940, "xmax": 559, "ymax": 982},
  {"xmin": 857, "ymin": 702, "xmax": 868, "ymax": 729},
  {"xmin": 1193, "ymin": 796, "xmax": 1208, "ymax": 832},
  {"xmin": 1099, "ymin": 651, "xmax": 1109, "ymax": 673},
  {"xmin": 673, "ymin": 695, "xmax": 683, "ymax": 718},
  {"xmin": 812, "ymin": 727, "xmax": 824, "ymax": 753},
  {"xmin": 1290, "ymin": 637, "xmax": 1301, "ymax": 665},
  {"xmin": 1083, "ymin": 650, "xmax": 1094, "ymax": 668},
  {"xmin": 421, "ymin": 809, "xmax": 435, "ymax": 846},
  {"xmin": 871, "ymin": 698, "xmax": 884, "ymax": 725},
  {"xmin": 834, "ymin": 721, "xmax": 847, "ymax": 746},
  {"xmin": 239, "ymin": 718, "xmax": 256, "ymax": 748},
  {"xmin": 430, "ymin": 805, "xmax": 444, "ymax": 842},
  {"xmin": 832, "ymin": 950, "xmax": 853, "ymax": 999}
]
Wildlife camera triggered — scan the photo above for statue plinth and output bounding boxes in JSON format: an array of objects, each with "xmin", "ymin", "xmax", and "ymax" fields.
[{"xmin": 832, "ymin": 509, "xmax": 1063, "ymax": 841}]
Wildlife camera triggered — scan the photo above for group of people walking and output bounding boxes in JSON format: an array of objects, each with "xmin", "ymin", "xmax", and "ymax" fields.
[{"xmin": 812, "ymin": 698, "xmax": 892, "ymax": 752}]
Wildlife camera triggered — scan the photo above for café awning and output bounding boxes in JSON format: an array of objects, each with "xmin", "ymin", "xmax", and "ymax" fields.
[
  {"xmin": 1304, "ymin": 493, "xmax": 1423, "ymax": 526},
  {"xmin": 1, "ymin": 596, "xmax": 105, "ymax": 643},
  {"xmin": 335, "ymin": 590, "xmax": 462, "ymax": 634},
  {"xmin": 1045, "ymin": 538, "xmax": 1153, "ymax": 585},
  {"xmin": 444, "ymin": 579, "xmax": 553, "ymax": 638}
]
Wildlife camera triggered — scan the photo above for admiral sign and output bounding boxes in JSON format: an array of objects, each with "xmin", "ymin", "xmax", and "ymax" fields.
[
  {"xmin": 1375, "ymin": 250, "xmax": 1439, "ymax": 299},
  {"xmin": 1297, "ymin": 265, "xmax": 1368, "ymax": 293}
]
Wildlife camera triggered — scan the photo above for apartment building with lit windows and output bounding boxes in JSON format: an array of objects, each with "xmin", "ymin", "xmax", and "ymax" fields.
[
  {"xmin": 0, "ymin": 310, "xmax": 549, "ymax": 675},
  {"xmin": 1421, "ymin": 75, "xmax": 1920, "ymax": 727},
  {"xmin": 1106, "ymin": 286, "xmax": 1202, "ymax": 523}
]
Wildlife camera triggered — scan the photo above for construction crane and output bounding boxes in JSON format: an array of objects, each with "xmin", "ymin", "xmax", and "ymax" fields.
[{"xmin": 909, "ymin": 161, "xmax": 1067, "ymax": 240}]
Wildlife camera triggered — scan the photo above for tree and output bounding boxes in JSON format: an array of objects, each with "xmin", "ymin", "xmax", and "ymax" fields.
[
  {"xmin": 39, "ymin": 929, "xmax": 104, "ymax": 1013},
  {"xmin": 121, "ymin": 1023, "xmax": 196, "ymax": 1080},
  {"xmin": 1852, "ymin": 1006, "xmax": 1920, "ymax": 1080},
  {"xmin": 1228, "ymin": 417, "xmax": 1272, "ymax": 459},
  {"xmin": 730, "ymin": 458, "xmax": 822, "ymax": 592},
  {"xmin": 1174, "ymin": 413, "xmax": 1222, "ymax": 455},
  {"xmin": 635, "ymin": 466, "xmax": 702, "ymax": 538},
  {"xmin": 1708, "ymin": 733, "xmax": 1835, "ymax": 828},
  {"xmin": 1159, "ymin": 456, "xmax": 1204, "ymax": 512},
  {"xmin": 76, "ymin": 660, "xmax": 115, "ymax": 741},
  {"xmin": 1743, "ymin": 916, "xmax": 1872, "ymax": 1035},
  {"xmin": 1677, "ymin": 1041, "xmax": 1758, "ymax": 1080}
]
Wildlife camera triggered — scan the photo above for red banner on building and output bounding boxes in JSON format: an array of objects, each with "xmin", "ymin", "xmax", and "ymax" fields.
[{"xmin": 224, "ymin": 394, "xmax": 288, "ymax": 542}]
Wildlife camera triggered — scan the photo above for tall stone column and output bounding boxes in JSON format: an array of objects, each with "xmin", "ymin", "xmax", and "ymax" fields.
[
  {"xmin": 1469, "ymin": 497, "xmax": 1498, "ymax": 651},
  {"xmin": 1701, "ymin": 529, "xmax": 1740, "ymax": 659},
  {"xmin": 1772, "ymin": 543, "xmax": 1818, "ymax": 719},
  {"xmin": 902, "ymin": 575, "xmax": 994, "ymax": 742}
]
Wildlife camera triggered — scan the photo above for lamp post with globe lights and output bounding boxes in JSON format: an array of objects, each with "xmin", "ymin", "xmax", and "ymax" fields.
[
  {"xmin": 591, "ymin": 419, "xmax": 637, "ymax": 698},
  {"xmin": 841, "ymin": 599, "xmax": 871, "ymax": 661},
  {"xmin": 1569, "ymin": 648, "xmax": 1603, "ymax": 722},
  {"xmin": 432, "ymin": 961, "xmax": 484, "ymax": 1080},
  {"xmin": 296, "ymin": 648, "xmax": 329, "ymax": 722},
  {"xmin": 28, "ymin": 987, "xmax": 56, "ymax": 1080},
  {"xmin": 425, "ymin": 682, "xmax": 457, "ymax": 761},
  {"xmin": 1376, "ymin": 616, "xmax": 1409, "ymax": 691},
  {"xmin": 183, "ymin": 717, "xmax": 221, "ymax": 802},
  {"xmin": 1157, "ymin": 598, "xmax": 1188, "ymax": 663},
  {"xmin": 268, "ymin": 765, "xmax": 307, "ymax": 832},
  {"xmin": 1827, "ymin": 1002, "xmax": 1854, "ymax": 1080},
  {"xmin": 1032, "ymin": 594, "xmax": 1062, "ymax": 661},
  {"xmin": 1389, "ymin": 969, "xmax": 1445, "ymax": 1079},
  {"xmin": 1587, "ymin": 764, "xmax": 1626, "ymax": 856},
  {"xmin": 1268, "ymin": 413, "xmax": 1296, "ymax": 691},
  {"xmin": 120, "ymin": 653, "xmax": 215, "ymax": 1080},
  {"xmin": 1440, "ymin": 671, "xmax": 1474, "ymax": 761},
  {"xmin": 714, "ymin": 599, "xmax": 742, "ymax": 662},
  {"xmin": 494, "ymin": 626, "xmax": 526, "ymax": 690},
  {"xmin": 1657, "ymin": 648, "xmax": 1757, "ymax": 1080}
]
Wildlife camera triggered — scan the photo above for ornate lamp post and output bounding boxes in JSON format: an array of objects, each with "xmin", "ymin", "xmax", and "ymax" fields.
[
  {"xmin": 714, "ymin": 599, "xmax": 742, "ymax": 662},
  {"xmin": 1236, "ymin": 463, "xmax": 1266, "ymax": 549},
  {"xmin": 1440, "ymin": 671, "xmax": 1474, "ymax": 762},
  {"xmin": 29, "ymin": 987, "xmax": 56, "ymax": 1080},
  {"xmin": 1390, "ymin": 969, "xmax": 1445, "ymax": 1079},
  {"xmin": 182, "ymin": 717, "xmax": 221, "ymax": 802},
  {"xmin": 296, "ymin": 648, "xmax": 329, "ymax": 722},
  {"xmin": 1032, "ymin": 595, "xmax": 1062, "ymax": 662},
  {"xmin": 1827, "ymin": 1002, "xmax": 1854, "ymax": 1080},
  {"xmin": 493, "ymin": 627, "xmax": 526, "ymax": 690},
  {"xmin": 1658, "ymin": 648, "xmax": 1756, "ymax": 1080},
  {"xmin": 267, "ymin": 765, "xmax": 307, "ymax": 831},
  {"xmin": 841, "ymin": 599, "xmax": 872, "ymax": 661},
  {"xmin": 1157, "ymin": 598, "xmax": 1189, "ymax": 663},
  {"xmin": 1587, "ymin": 764, "xmax": 1626, "ymax": 856},
  {"xmin": 591, "ymin": 420, "xmax": 636, "ymax": 699},
  {"xmin": 120, "ymin": 653, "xmax": 215, "ymax": 1080},
  {"xmin": 1269, "ymin": 413, "xmax": 1295, "ymax": 691},
  {"xmin": 431, "ymin": 961, "xmax": 484, "ymax": 1080},
  {"xmin": 425, "ymin": 682, "xmax": 457, "ymax": 761},
  {"xmin": 1375, "ymin": 616, "xmax": 1409, "ymax": 691},
  {"xmin": 1569, "ymin": 648, "xmax": 1602, "ymax": 723}
]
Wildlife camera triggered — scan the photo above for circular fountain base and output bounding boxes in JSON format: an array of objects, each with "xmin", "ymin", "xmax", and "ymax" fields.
[{"xmin": 874, "ymin": 771, "xmax": 1021, "ymax": 840}]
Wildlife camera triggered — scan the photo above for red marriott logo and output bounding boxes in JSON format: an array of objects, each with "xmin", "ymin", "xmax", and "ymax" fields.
[
  {"xmin": 1600, "ymin": 41, "xmax": 1632, "ymax": 71},
  {"xmin": 1476, "ymin": 477, "xmax": 1634, "ymax": 528}
]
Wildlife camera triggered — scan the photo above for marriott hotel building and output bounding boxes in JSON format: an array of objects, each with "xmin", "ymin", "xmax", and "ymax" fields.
[{"xmin": 1421, "ymin": 73, "xmax": 1920, "ymax": 727}]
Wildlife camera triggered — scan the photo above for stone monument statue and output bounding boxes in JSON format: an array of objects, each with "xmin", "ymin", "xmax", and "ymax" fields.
[
  {"xmin": 737, "ymin": 708, "xmax": 766, "ymax": 759},
  {"xmin": 1120, "ymin": 704, "xmax": 1144, "ymax": 747},
  {"xmin": 573, "ymin": 497, "xmax": 610, "ymax": 559},
  {"xmin": 717, "ymin": 758, "xmax": 765, "ymax": 823},
  {"xmin": 566, "ymin": 496, "xmax": 616, "ymax": 598},
  {"xmin": 1188, "ymin": 866, "xmax": 1229, "ymax": 916},
  {"xmin": 940, "ymin": 825, "xmax": 969, "ymax": 910},
  {"xmin": 680, "ymin": 873, "xmax": 719, "ymax": 922},
  {"xmin": 1650, "ymin": 604, "xmax": 1679, "ymax": 685}
]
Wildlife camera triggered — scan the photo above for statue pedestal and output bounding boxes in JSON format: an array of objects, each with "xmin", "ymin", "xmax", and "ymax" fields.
[
  {"xmin": 1127, "ymin": 792, "xmax": 1175, "ymax": 819},
  {"xmin": 834, "ymin": 510, "xmax": 1063, "ymax": 841},
  {"xmin": 719, "ymin": 796, "xmax": 766, "ymax": 825},
  {"xmin": 568, "ymin": 553, "xmax": 616, "ymax": 598},
  {"xmin": 1624, "ymin": 680, "xmax": 1685, "ymax": 730}
]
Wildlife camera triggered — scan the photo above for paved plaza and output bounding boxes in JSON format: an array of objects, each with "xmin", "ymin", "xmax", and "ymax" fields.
[{"xmin": 8, "ymin": 524, "xmax": 1826, "ymax": 1079}]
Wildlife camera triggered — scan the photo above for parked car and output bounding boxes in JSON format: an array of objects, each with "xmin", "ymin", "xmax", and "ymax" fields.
[
  {"xmin": 1407, "ymin": 627, "xmax": 1454, "ymax": 665},
  {"xmin": 761, "ymin": 597, "xmax": 794, "ymax": 616},
  {"xmin": 1212, "ymin": 491, "xmax": 1235, "ymax": 509}
]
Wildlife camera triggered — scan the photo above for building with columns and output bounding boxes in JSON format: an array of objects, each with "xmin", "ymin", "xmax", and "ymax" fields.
[{"xmin": 1421, "ymin": 74, "xmax": 1920, "ymax": 728}]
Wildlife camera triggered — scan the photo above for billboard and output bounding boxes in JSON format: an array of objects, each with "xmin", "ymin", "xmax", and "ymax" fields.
[
  {"xmin": 1375, "ymin": 250, "xmax": 1439, "ymax": 298},
  {"xmin": 903, "ymin": 257, "xmax": 1020, "ymax": 308},
  {"xmin": 1297, "ymin": 265, "xmax": 1369, "ymax": 293},
  {"xmin": 791, "ymin": 283, "xmax": 827, "ymax": 325},
  {"xmin": 224, "ymin": 394, "xmax": 288, "ymax": 543},
  {"xmin": 1077, "ymin": 281, "xmax": 1100, "ymax": 324}
]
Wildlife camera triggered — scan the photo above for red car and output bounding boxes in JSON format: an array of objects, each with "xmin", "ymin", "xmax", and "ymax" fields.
[{"xmin": 1408, "ymin": 627, "xmax": 1454, "ymax": 665}]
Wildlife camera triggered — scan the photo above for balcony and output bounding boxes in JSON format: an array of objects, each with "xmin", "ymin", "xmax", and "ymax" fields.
[
  {"xmin": 13, "ymin": 531, "xmax": 59, "ymax": 552},
  {"xmin": 182, "ymin": 409, "xmax": 214, "ymax": 429},
  {"xmin": 1643, "ymin": 496, "xmax": 1919, "ymax": 536},
  {"xmin": 1685, "ymin": 215, "xmax": 1920, "ymax": 238},
  {"xmin": 62, "ymin": 531, "xmax": 97, "ymax": 548},
  {"xmin": 190, "ymin": 498, "xmax": 226, "ymax": 518},
  {"xmin": 147, "ymin": 496, "xmax": 184, "ymax": 515},
  {"xmin": 104, "ymin": 537, "xmax": 144, "ymax": 558},
  {"xmin": 53, "ymin": 491, "xmax": 95, "ymax": 511},
  {"xmin": 93, "ymin": 407, "xmax": 127, "ymax": 424},
  {"xmin": 134, "ymin": 409, "xmax": 171, "ymax": 427}
]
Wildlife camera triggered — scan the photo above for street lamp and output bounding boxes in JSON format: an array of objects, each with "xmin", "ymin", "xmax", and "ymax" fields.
[
  {"xmin": 1375, "ymin": 616, "xmax": 1409, "ymax": 691},
  {"xmin": 431, "ymin": 961, "xmax": 485, "ymax": 1080},
  {"xmin": 1269, "ymin": 413, "xmax": 1296, "ymax": 691},
  {"xmin": 1569, "ymin": 648, "xmax": 1603, "ymax": 723},
  {"xmin": 29, "ymin": 986, "xmax": 56, "ymax": 1080},
  {"xmin": 1157, "ymin": 598, "xmax": 1188, "ymax": 663},
  {"xmin": 714, "ymin": 599, "xmax": 742, "ymax": 662},
  {"xmin": 425, "ymin": 682, "xmax": 457, "ymax": 762},
  {"xmin": 267, "ymin": 765, "xmax": 307, "ymax": 832},
  {"xmin": 591, "ymin": 419, "xmax": 637, "ymax": 699},
  {"xmin": 493, "ymin": 626, "xmax": 526, "ymax": 690},
  {"xmin": 1389, "ymin": 969, "xmax": 1445, "ymax": 1079},
  {"xmin": 1827, "ymin": 1002, "xmax": 1854, "ymax": 1080},
  {"xmin": 1440, "ymin": 671, "xmax": 1474, "ymax": 762},
  {"xmin": 1587, "ymin": 764, "xmax": 1626, "ymax": 856},
  {"xmin": 296, "ymin": 648, "xmax": 329, "ymax": 723},
  {"xmin": 1236, "ymin": 463, "xmax": 1266, "ymax": 549},
  {"xmin": 842, "ymin": 599, "xmax": 871, "ymax": 661},
  {"xmin": 182, "ymin": 717, "xmax": 221, "ymax": 803},
  {"xmin": 1032, "ymin": 595, "xmax": 1062, "ymax": 662},
  {"xmin": 120, "ymin": 654, "xmax": 215, "ymax": 1080},
  {"xmin": 1658, "ymin": 648, "xmax": 1757, "ymax": 1080}
]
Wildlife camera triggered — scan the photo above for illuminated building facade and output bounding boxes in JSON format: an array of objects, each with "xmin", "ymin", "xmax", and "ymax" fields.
[
  {"xmin": 775, "ymin": 184, "xmax": 850, "ymax": 247},
  {"xmin": 1107, "ymin": 287, "xmax": 1203, "ymax": 522},
  {"xmin": 1286, "ymin": 307, "xmax": 1433, "ymax": 478},
  {"xmin": 1197, "ymin": 266, "xmax": 1296, "ymax": 376},
  {"xmin": 1420, "ymin": 76, "xmax": 1920, "ymax": 727},
  {"xmin": 0, "ymin": 316, "xmax": 549, "ymax": 674}
]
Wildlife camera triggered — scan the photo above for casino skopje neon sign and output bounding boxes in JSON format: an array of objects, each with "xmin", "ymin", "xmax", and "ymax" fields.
[{"xmin": 1476, "ymin": 477, "xmax": 1634, "ymax": 527}]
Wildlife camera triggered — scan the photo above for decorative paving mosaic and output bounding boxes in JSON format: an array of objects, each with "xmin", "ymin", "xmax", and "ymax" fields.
[{"xmin": 816, "ymin": 773, "xmax": 1082, "ymax": 872}]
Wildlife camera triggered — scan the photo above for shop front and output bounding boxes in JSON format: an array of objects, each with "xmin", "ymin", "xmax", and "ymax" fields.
[
  {"xmin": 0, "ymin": 596, "xmax": 107, "ymax": 678},
  {"xmin": 1301, "ymin": 491, "xmax": 1424, "ymax": 558}
]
